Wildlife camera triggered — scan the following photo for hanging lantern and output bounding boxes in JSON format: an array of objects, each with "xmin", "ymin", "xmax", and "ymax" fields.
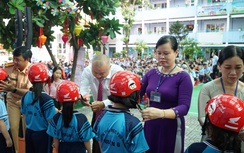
[
  {"xmin": 101, "ymin": 35, "xmax": 108, "ymax": 44},
  {"xmin": 39, "ymin": 35, "xmax": 47, "ymax": 45},
  {"xmin": 36, "ymin": 39, "xmax": 41, "ymax": 48},
  {"xmin": 62, "ymin": 35, "xmax": 69, "ymax": 44},
  {"xmin": 74, "ymin": 26, "xmax": 82, "ymax": 36},
  {"xmin": 78, "ymin": 38, "xmax": 83, "ymax": 46}
]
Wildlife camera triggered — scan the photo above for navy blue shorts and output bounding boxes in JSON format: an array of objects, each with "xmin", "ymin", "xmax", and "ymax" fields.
[
  {"xmin": 58, "ymin": 142, "xmax": 86, "ymax": 153},
  {"xmin": 25, "ymin": 129, "xmax": 52, "ymax": 153}
]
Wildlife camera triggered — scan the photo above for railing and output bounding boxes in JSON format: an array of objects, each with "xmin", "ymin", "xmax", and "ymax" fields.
[{"xmin": 127, "ymin": 31, "xmax": 244, "ymax": 45}]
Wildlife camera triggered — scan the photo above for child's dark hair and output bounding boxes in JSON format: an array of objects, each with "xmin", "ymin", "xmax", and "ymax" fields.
[
  {"xmin": 31, "ymin": 82, "xmax": 44, "ymax": 104},
  {"xmin": 205, "ymin": 116, "xmax": 241, "ymax": 153},
  {"xmin": 108, "ymin": 91, "xmax": 140, "ymax": 108},
  {"xmin": 61, "ymin": 102, "xmax": 74, "ymax": 128}
]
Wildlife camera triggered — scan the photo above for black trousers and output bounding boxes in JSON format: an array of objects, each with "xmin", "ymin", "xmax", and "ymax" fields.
[{"xmin": 91, "ymin": 112, "xmax": 101, "ymax": 153}]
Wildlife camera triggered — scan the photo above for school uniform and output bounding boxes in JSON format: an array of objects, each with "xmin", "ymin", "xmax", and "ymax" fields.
[
  {"xmin": 93, "ymin": 106, "xmax": 149, "ymax": 153},
  {"xmin": 21, "ymin": 91, "xmax": 56, "ymax": 153},
  {"xmin": 47, "ymin": 111, "xmax": 95, "ymax": 153},
  {"xmin": 0, "ymin": 98, "xmax": 15, "ymax": 153},
  {"xmin": 185, "ymin": 140, "xmax": 222, "ymax": 153}
]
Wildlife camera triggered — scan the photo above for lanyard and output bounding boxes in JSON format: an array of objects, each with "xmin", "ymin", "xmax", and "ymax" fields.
[
  {"xmin": 220, "ymin": 77, "xmax": 238, "ymax": 96},
  {"xmin": 155, "ymin": 65, "xmax": 176, "ymax": 92}
]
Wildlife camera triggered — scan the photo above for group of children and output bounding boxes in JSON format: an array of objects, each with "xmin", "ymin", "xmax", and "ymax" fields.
[{"xmin": 1, "ymin": 62, "xmax": 244, "ymax": 153}]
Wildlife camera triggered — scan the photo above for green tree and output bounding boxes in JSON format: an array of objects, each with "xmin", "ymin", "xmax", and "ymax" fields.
[
  {"xmin": 133, "ymin": 39, "xmax": 148, "ymax": 58},
  {"xmin": 0, "ymin": 0, "xmax": 122, "ymax": 81},
  {"xmin": 180, "ymin": 38, "xmax": 201, "ymax": 60},
  {"xmin": 169, "ymin": 21, "xmax": 189, "ymax": 43},
  {"xmin": 121, "ymin": 0, "xmax": 151, "ymax": 57}
]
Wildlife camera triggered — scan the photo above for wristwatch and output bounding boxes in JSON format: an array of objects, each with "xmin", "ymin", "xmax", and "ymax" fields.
[{"xmin": 12, "ymin": 88, "xmax": 17, "ymax": 93}]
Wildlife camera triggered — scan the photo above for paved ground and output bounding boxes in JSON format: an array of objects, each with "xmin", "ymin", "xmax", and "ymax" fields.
[{"xmin": 76, "ymin": 106, "xmax": 201, "ymax": 151}]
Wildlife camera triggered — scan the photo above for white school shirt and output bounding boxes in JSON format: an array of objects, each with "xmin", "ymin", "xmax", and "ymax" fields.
[{"xmin": 79, "ymin": 64, "xmax": 123, "ymax": 107}]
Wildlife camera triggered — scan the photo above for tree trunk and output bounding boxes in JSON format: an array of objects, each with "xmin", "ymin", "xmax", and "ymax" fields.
[
  {"xmin": 70, "ymin": 33, "xmax": 79, "ymax": 81},
  {"xmin": 45, "ymin": 44, "xmax": 58, "ymax": 67}
]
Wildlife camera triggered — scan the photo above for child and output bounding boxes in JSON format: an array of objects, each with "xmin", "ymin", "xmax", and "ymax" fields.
[
  {"xmin": 44, "ymin": 66, "xmax": 64, "ymax": 110},
  {"xmin": 185, "ymin": 94, "xmax": 244, "ymax": 153},
  {"xmin": 93, "ymin": 71, "xmax": 149, "ymax": 153},
  {"xmin": 21, "ymin": 63, "xmax": 56, "ymax": 153},
  {"xmin": 47, "ymin": 80, "xmax": 95, "ymax": 153},
  {"xmin": 0, "ymin": 68, "xmax": 15, "ymax": 153}
]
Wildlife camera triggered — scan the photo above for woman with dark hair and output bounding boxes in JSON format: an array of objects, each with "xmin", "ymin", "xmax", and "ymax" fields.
[
  {"xmin": 44, "ymin": 66, "xmax": 64, "ymax": 110},
  {"xmin": 20, "ymin": 63, "xmax": 56, "ymax": 153},
  {"xmin": 140, "ymin": 35, "xmax": 193, "ymax": 153},
  {"xmin": 47, "ymin": 81, "xmax": 94, "ymax": 153},
  {"xmin": 198, "ymin": 46, "xmax": 244, "ymax": 149},
  {"xmin": 186, "ymin": 94, "xmax": 244, "ymax": 153}
]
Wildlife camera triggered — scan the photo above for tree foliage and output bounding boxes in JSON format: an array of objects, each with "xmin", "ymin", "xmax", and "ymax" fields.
[
  {"xmin": 133, "ymin": 39, "xmax": 148, "ymax": 58},
  {"xmin": 180, "ymin": 38, "xmax": 201, "ymax": 60},
  {"xmin": 169, "ymin": 21, "xmax": 189, "ymax": 43},
  {"xmin": 0, "ymin": 0, "xmax": 122, "ymax": 81},
  {"xmin": 120, "ymin": 0, "xmax": 151, "ymax": 57}
]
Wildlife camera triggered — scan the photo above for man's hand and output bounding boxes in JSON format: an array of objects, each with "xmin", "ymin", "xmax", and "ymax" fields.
[
  {"xmin": 80, "ymin": 94, "xmax": 91, "ymax": 107},
  {"xmin": 91, "ymin": 101, "xmax": 105, "ymax": 112}
]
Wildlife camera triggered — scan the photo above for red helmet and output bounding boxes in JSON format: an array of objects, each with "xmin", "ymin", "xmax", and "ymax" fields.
[
  {"xmin": 0, "ymin": 68, "xmax": 8, "ymax": 81},
  {"xmin": 28, "ymin": 63, "xmax": 49, "ymax": 83},
  {"xmin": 57, "ymin": 81, "xmax": 79, "ymax": 102},
  {"xmin": 205, "ymin": 94, "xmax": 244, "ymax": 132},
  {"xmin": 109, "ymin": 71, "xmax": 141, "ymax": 97}
]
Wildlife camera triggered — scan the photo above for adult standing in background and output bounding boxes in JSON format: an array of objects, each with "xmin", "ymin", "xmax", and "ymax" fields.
[
  {"xmin": 140, "ymin": 35, "xmax": 193, "ymax": 153},
  {"xmin": 198, "ymin": 45, "xmax": 244, "ymax": 150},
  {"xmin": 211, "ymin": 51, "xmax": 219, "ymax": 79},
  {"xmin": 79, "ymin": 54, "xmax": 123, "ymax": 153},
  {"xmin": 0, "ymin": 46, "xmax": 33, "ymax": 153}
]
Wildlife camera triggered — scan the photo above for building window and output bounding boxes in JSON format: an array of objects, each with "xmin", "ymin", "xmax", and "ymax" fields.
[
  {"xmin": 154, "ymin": 26, "xmax": 166, "ymax": 34},
  {"xmin": 206, "ymin": 23, "xmax": 224, "ymax": 32},
  {"xmin": 58, "ymin": 43, "xmax": 62, "ymax": 53},
  {"xmin": 212, "ymin": 0, "xmax": 225, "ymax": 3},
  {"xmin": 187, "ymin": 25, "xmax": 194, "ymax": 31},
  {"xmin": 154, "ymin": 3, "xmax": 167, "ymax": 9},
  {"xmin": 138, "ymin": 28, "xmax": 142, "ymax": 34},
  {"xmin": 63, "ymin": 43, "xmax": 66, "ymax": 53}
]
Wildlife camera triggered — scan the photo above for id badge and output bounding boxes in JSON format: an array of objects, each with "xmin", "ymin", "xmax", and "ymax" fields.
[{"xmin": 150, "ymin": 91, "xmax": 161, "ymax": 102}]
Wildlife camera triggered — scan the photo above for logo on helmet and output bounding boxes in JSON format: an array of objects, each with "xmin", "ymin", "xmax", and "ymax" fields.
[
  {"xmin": 34, "ymin": 74, "xmax": 41, "ymax": 81},
  {"xmin": 225, "ymin": 117, "xmax": 241, "ymax": 130},
  {"xmin": 63, "ymin": 93, "xmax": 72, "ymax": 101},
  {"xmin": 207, "ymin": 101, "xmax": 217, "ymax": 115},
  {"xmin": 128, "ymin": 80, "xmax": 136, "ymax": 90}
]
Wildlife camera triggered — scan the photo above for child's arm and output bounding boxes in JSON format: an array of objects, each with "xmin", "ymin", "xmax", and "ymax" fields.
[
  {"xmin": 84, "ymin": 140, "xmax": 92, "ymax": 153},
  {"xmin": 52, "ymin": 138, "xmax": 60, "ymax": 153},
  {"xmin": 0, "ymin": 120, "xmax": 13, "ymax": 147}
]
